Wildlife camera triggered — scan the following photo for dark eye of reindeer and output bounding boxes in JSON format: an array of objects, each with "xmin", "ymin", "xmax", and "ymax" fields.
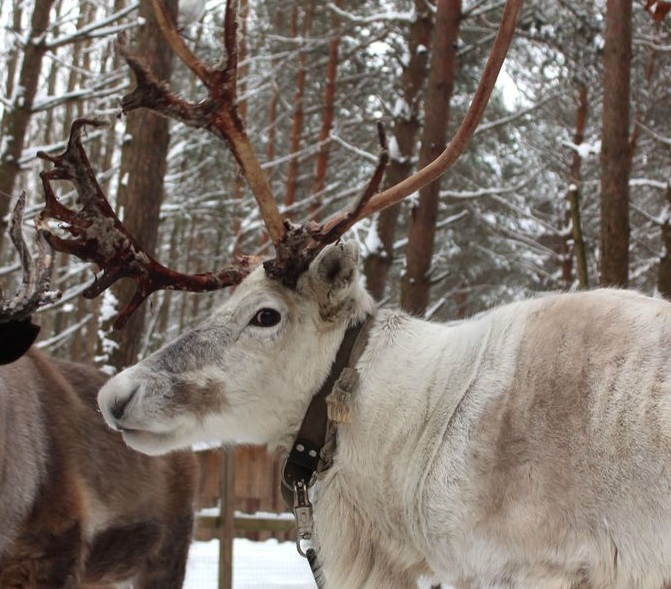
[{"xmin": 249, "ymin": 308, "xmax": 282, "ymax": 328}]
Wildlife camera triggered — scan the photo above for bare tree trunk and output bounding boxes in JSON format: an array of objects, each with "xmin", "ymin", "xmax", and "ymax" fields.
[
  {"xmin": 364, "ymin": 1, "xmax": 433, "ymax": 301},
  {"xmin": 265, "ymin": 5, "xmax": 284, "ymax": 173},
  {"xmin": 106, "ymin": 0, "xmax": 178, "ymax": 371},
  {"xmin": 5, "ymin": 1, "xmax": 24, "ymax": 100},
  {"xmin": 400, "ymin": 0, "xmax": 461, "ymax": 315},
  {"xmin": 100, "ymin": 0, "xmax": 128, "ymax": 195},
  {"xmin": 628, "ymin": 46, "xmax": 657, "ymax": 158},
  {"xmin": 284, "ymin": 0, "xmax": 316, "ymax": 213},
  {"xmin": 599, "ymin": 0, "xmax": 632, "ymax": 287},
  {"xmin": 657, "ymin": 186, "xmax": 671, "ymax": 299},
  {"xmin": 232, "ymin": 0, "xmax": 249, "ymax": 252},
  {"xmin": 82, "ymin": 3, "xmax": 127, "ymax": 363},
  {"xmin": 42, "ymin": 1, "xmax": 64, "ymax": 147},
  {"xmin": 309, "ymin": 0, "xmax": 342, "ymax": 218},
  {"xmin": 156, "ymin": 218, "xmax": 182, "ymax": 336},
  {"xmin": 267, "ymin": 91, "xmax": 278, "ymax": 166},
  {"xmin": 0, "ymin": 0, "xmax": 56, "ymax": 252},
  {"xmin": 218, "ymin": 448, "xmax": 235, "ymax": 589},
  {"xmin": 565, "ymin": 84, "xmax": 589, "ymax": 290},
  {"xmin": 178, "ymin": 217, "xmax": 198, "ymax": 332}
]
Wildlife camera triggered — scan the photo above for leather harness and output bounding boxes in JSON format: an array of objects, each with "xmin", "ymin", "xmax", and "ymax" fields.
[{"xmin": 280, "ymin": 315, "xmax": 374, "ymax": 576}]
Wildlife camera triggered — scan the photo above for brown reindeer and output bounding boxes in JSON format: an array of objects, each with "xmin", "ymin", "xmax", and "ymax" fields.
[{"xmin": 0, "ymin": 198, "xmax": 197, "ymax": 589}]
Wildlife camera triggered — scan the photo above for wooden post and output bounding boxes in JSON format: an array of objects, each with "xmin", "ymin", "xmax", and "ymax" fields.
[{"xmin": 218, "ymin": 448, "xmax": 236, "ymax": 589}]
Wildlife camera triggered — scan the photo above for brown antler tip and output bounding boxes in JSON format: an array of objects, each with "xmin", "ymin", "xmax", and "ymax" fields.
[
  {"xmin": 115, "ymin": 31, "xmax": 129, "ymax": 49},
  {"xmin": 376, "ymin": 120, "xmax": 388, "ymax": 151},
  {"xmin": 37, "ymin": 118, "xmax": 108, "ymax": 167},
  {"xmin": 36, "ymin": 150, "xmax": 56, "ymax": 164}
]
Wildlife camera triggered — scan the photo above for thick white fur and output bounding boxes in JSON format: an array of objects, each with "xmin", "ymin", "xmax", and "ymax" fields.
[{"xmin": 99, "ymin": 242, "xmax": 671, "ymax": 589}]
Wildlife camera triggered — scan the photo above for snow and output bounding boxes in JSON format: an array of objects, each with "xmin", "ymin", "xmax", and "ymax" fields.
[
  {"xmin": 95, "ymin": 289, "xmax": 120, "ymax": 372},
  {"xmin": 99, "ymin": 289, "xmax": 119, "ymax": 323},
  {"xmin": 392, "ymin": 97, "xmax": 410, "ymax": 120},
  {"xmin": 363, "ymin": 218, "xmax": 384, "ymax": 255},
  {"xmin": 179, "ymin": 0, "xmax": 207, "ymax": 27},
  {"xmin": 497, "ymin": 68, "xmax": 519, "ymax": 111},
  {"xmin": 184, "ymin": 539, "xmax": 446, "ymax": 588},
  {"xmin": 388, "ymin": 135, "xmax": 403, "ymax": 162},
  {"xmin": 184, "ymin": 539, "xmax": 317, "ymax": 589},
  {"xmin": 0, "ymin": 134, "xmax": 11, "ymax": 158},
  {"xmin": 327, "ymin": 4, "xmax": 413, "ymax": 25},
  {"xmin": 482, "ymin": 153, "xmax": 502, "ymax": 176},
  {"xmin": 562, "ymin": 139, "xmax": 601, "ymax": 159}
]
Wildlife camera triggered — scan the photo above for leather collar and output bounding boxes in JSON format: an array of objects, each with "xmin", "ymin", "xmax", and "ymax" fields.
[{"xmin": 281, "ymin": 315, "xmax": 373, "ymax": 509}]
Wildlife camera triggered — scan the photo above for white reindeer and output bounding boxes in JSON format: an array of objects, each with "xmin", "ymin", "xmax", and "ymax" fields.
[{"xmin": 97, "ymin": 241, "xmax": 671, "ymax": 589}]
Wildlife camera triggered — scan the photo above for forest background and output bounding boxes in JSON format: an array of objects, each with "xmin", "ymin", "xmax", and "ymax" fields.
[{"xmin": 0, "ymin": 0, "xmax": 669, "ymax": 373}]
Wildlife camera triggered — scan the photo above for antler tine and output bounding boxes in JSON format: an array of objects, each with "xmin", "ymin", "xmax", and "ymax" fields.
[
  {"xmin": 0, "ymin": 192, "xmax": 60, "ymax": 324},
  {"xmin": 269, "ymin": 0, "xmax": 520, "ymax": 279},
  {"xmin": 262, "ymin": 124, "xmax": 389, "ymax": 287},
  {"xmin": 37, "ymin": 118, "xmax": 258, "ymax": 330},
  {"xmin": 121, "ymin": 0, "xmax": 285, "ymax": 247},
  {"xmin": 150, "ymin": 0, "xmax": 214, "ymax": 83},
  {"xmin": 264, "ymin": 0, "xmax": 520, "ymax": 285},
  {"xmin": 312, "ymin": 0, "xmax": 524, "ymax": 243},
  {"xmin": 314, "ymin": 122, "xmax": 389, "ymax": 245},
  {"xmin": 222, "ymin": 0, "xmax": 240, "ymax": 78}
]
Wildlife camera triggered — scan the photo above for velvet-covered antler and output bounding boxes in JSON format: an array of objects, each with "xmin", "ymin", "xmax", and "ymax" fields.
[
  {"xmin": 37, "ymin": 119, "xmax": 257, "ymax": 329},
  {"xmin": 0, "ymin": 193, "xmax": 60, "ymax": 361}
]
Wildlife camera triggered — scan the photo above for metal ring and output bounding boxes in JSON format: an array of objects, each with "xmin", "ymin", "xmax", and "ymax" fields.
[{"xmin": 297, "ymin": 537, "xmax": 313, "ymax": 558}]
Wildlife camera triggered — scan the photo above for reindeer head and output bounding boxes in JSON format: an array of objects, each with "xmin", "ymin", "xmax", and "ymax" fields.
[
  {"xmin": 97, "ymin": 241, "xmax": 374, "ymax": 455},
  {"xmin": 36, "ymin": 0, "xmax": 521, "ymax": 453}
]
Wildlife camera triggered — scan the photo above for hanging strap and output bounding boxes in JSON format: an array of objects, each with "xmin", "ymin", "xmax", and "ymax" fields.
[
  {"xmin": 280, "ymin": 316, "xmax": 373, "ymax": 510},
  {"xmin": 279, "ymin": 314, "xmax": 373, "ymax": 583},
  {"xmin": 306, "ymin": 547, "xmax": 325, "ymax": 589}
]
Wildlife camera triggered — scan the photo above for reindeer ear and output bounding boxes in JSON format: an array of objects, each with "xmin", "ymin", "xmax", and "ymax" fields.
[
  {"xmin": 300, "ymin": 241, "xmax": 361, "ymax": 322},
  {"xmin": 0, "ymin": 319, "xmax": 40, "ymax": 365}
]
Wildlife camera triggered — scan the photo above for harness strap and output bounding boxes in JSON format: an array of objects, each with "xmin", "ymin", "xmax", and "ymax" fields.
[
  {"xmin": 306, "ymin": 548, "xmax": 325, "ymax": 589},
  {"xmin": 280, "ymin": 316, "xmax": 373, "ymax": 509}
]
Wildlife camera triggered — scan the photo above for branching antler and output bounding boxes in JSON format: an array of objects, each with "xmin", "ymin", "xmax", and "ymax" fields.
[
  {"xmin": 120, "ymin": 0, "xmax": 285, "ymax": 246},
  {"xmin": 264, "ymin": 122, "xmax": 390, "ymax": 285},
  {"xmin": 38, "ymin": 0, "xmax": 523, "ymax": 328},
  {"xmin": 0, "ymin": 193, "xmax": 60, "ymax": 361},
  {"xmin": 37, "ymin": 119, "xmax": 257, "ymax": 329},
  {"xmin": 1, "ymin": 192, "xmax": 59, "ymax": 324}
]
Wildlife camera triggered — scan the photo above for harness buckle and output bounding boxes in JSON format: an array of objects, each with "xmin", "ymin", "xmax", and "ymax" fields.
[{"xmin": 292, "ymin": 479, "xmax": 314, "ymax": 558}]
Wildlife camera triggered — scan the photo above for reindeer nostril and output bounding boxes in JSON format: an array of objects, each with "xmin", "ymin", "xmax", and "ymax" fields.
[{"xmin": 110, "ymin": 387, "xmax": 137, "ymax": 421}]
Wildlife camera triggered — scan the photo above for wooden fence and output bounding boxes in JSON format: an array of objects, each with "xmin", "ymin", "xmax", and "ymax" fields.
[{"xmin": 194, "ymin": 446, "xmax": 295, "ymax": 589}]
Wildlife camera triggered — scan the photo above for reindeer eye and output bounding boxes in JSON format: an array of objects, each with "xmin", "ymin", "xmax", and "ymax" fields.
[{"xmin": 249, "ymin": 308, "xmax": 282, "ymax": 327}]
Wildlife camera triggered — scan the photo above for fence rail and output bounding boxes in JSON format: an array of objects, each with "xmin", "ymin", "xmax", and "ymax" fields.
[{"xmin": 196, "ymin": 514, "xmax": 296, "ymax": 536}]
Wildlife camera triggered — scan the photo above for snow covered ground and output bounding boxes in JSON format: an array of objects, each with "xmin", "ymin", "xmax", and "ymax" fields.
[
  {"xmin": 183, "ymin": 538, "xmax": 451, "ymax": 589},
  {"xmin": 184, "ymin": 538, "xmax": 446, "ymax": 589},
  {"xmin": 184, "ymin": 539, "xmax": 317, "ymax": 589}
]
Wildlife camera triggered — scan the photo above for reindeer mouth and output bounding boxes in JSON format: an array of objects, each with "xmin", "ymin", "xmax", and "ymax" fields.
[
  {"xmin": 120, "ymin": 427, "xmax": 177, "ymax": 456},
  {"xmin": 117, "ymin": 424, "xmax": 141, "ymax": 434},
  {"xmin": 118, "ymin": 422, "xmax": 172, "ymax": 438},
  {"xmin": 114, "ymin": 415, "xmax": 192, "ymax": 455}
]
